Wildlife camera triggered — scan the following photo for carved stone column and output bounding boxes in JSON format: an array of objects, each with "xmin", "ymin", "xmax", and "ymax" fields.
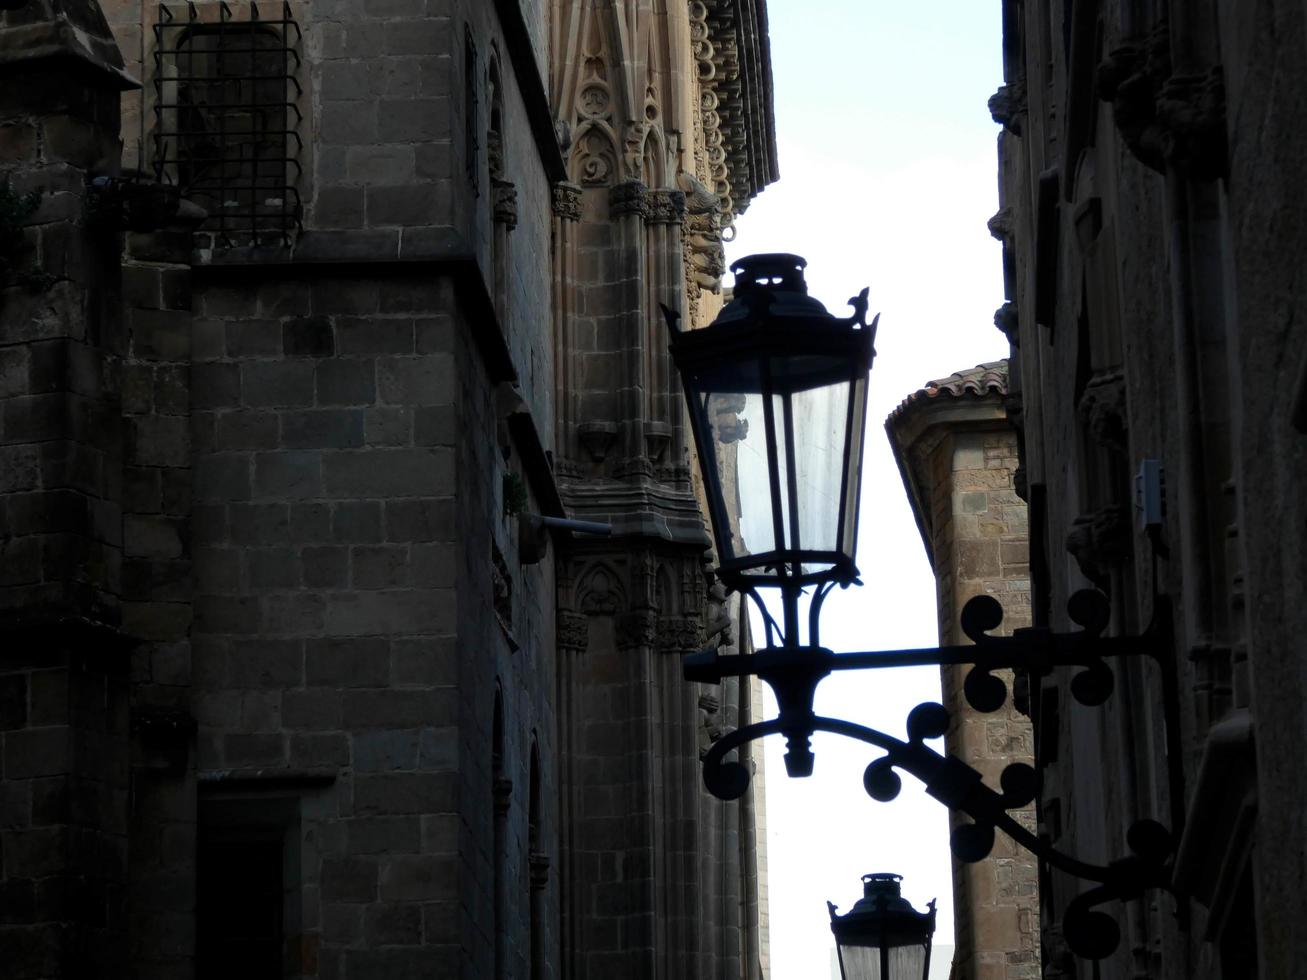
[
  {"xmin": 645, "ymin": 189, "xmax": 689, "ymax": 474},
  {"xmin": 551, "ymin": 182, "xmax": 583, "ymax": 479},
  {"xmin": 608, "ymin": 180, "xmax": 651, "ymax": 469}
]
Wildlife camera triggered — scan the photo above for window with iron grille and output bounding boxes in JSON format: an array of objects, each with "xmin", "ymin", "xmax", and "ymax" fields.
[{"xmin": 153, "ymin": 2, "xmax": 302, "ymax": 247}]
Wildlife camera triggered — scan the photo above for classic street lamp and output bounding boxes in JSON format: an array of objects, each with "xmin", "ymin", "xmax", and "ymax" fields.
[
  {"xmin": 829, "ymin": 873, "xmax": 936, "ymax": 980},
  {"xmin": 663, "ymin": 255, "xmax": 1186, "ymax": 962}
]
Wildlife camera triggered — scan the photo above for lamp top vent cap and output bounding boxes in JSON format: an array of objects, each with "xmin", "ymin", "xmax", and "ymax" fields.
[{"xmin": 718, "ymin": 252, "xmax": 832, "ymax": 324}]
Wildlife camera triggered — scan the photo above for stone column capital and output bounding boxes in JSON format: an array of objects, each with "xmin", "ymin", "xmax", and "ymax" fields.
[
  {"xmin": 608, "ymin": 180, "xmax": 650, "ymax": 219},
  {"xmin": 552, "ymin": 181, "xmax": 583, "ymax": 221}
]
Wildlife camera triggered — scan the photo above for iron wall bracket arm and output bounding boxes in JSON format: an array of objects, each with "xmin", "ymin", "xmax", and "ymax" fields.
[{"xmin": 688, "ymin": 588, "xmax": 1182, "ymax": 962}]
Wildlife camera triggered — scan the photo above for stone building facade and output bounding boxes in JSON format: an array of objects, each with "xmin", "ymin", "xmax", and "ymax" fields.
[
  {"xmin": 0, "ymin": 0, "xmax": 775, "ymax": 978},
  {"xmin": 887, "ymin": 362, "xmax": 1039, "ymax": 980},
  {"xmin": 989, "ymin": 1, "xmax": 1307, "ymax": 978}
]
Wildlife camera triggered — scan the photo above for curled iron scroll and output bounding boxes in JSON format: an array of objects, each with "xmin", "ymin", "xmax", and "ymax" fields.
[{"xmin": 958, "ymin": 589, "xmax": 1117, "ymax": 713}]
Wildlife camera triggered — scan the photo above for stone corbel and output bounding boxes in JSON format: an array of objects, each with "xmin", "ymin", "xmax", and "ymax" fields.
[
  {"xmin": 994, "ymin": 301, "xmax": 1019, "ymax": 346},
  {"xmin": 644, "ymin": 420, "xmax": 672, "ymax": 462},
  {"xmin": 577, "ymin": 420, "xmax": 618, "ymax": 461},
  {"xmin": 988, "ymin": 76, "xmax": 1026, "ymax": 135},
  {"xmin": 1098, "ymin": 21, "xmax": 1228, "ymax": 180},
  {"xmin": 1065, "ymin": 505, "xmax": 1131, "ymax": 591},
  {"xmin": 1155, "ymin": 66, "xmax": 1228, "ymax": 181},
  {"xmin": 987, "ymin": 207, "xmax": 1013, "ymax": 244},
  {"xmin": 492, "ymin": 178, "xmax": 518, "ymax": 230},
  {"xmin": 1077, "ymin": 370, "xmax": 1128, "ymax": 453}
]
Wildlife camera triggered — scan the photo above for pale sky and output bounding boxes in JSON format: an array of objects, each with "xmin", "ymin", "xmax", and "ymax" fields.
[{"xmin": 722, "ymin": 3, "xmax": 1007, "ymax": 976}]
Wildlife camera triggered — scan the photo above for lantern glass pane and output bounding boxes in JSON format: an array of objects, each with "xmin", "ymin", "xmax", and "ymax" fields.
[
  {"xmin": 838, "ymin": 941, "xmax": 927, "ymax": 980},
  {"xmin": 782, "ymin": 379, "xmax": 849, "ymax": 569},
  {"xmin": 841, "ymin": 370, "xmax": 869, "ymax": 558},
  {"xmin": 705, "ymin": 391, "xmax": 775, "ymax": 561}
]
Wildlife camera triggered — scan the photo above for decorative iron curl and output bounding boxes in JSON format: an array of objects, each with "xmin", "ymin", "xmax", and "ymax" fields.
[
  {"xmin": 957, "ymin": 588, "xmax": 1124, "ymax": 714},
  {"xmin": 699, "ymin": 701, "xmax": 1174, "ymax": 961}
]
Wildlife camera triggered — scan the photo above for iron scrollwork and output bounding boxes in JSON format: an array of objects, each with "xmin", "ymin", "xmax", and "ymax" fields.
[{"xmin": 687, "ymin": 588, "xmax": 1182, "ymax": 961}]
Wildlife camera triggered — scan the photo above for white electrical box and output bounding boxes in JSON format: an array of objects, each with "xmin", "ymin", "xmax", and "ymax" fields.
[{"xmin": 1136, "ymin": 459, "xmax": 1165, "ymax": 529}]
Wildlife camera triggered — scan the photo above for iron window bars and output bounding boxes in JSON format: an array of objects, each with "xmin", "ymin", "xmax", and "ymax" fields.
[{"xmin": 153, "ymin": 1, "xmax": 303, "ymax": 247}]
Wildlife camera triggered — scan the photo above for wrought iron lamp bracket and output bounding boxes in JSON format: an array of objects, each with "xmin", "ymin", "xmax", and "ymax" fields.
[{"xmin": 688, "ymin": 588, "xmax": 1183, "ymax": 961}]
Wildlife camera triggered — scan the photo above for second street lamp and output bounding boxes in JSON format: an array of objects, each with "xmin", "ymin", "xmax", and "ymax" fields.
[
  {"xmin": 829, "ymin": 873, "xmax": 936, "ymax": 980},
  {"xmin": 666, "ymin": 254, "xmax": 1186, "ymax": 962}
]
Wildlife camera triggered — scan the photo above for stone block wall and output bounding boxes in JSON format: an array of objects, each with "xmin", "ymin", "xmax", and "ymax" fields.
[{"xmin": 886, "ymin": 374, "xmax": 1039, "ymax": 980}]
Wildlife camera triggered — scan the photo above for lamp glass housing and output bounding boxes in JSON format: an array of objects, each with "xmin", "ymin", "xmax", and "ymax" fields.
[
  {"xmin": 830, "ymin": 873, "xmax": 936, "ymax": 980},
  {"xmin": 667, "ymin": 254, "xmax": 874, "ymax": 622}
]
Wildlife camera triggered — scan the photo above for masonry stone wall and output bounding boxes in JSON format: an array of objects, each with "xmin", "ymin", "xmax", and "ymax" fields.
[
  {"xmin": 887, "ymin": 384, "xmax": 1039, "ymax": 980},
  {"xmin": 994, "ymin": 3, "xmax": 1307, "ymax": 978},
  {"xmin": 2, "ymin": 1, "xmax": 772, "ymax": 978}
]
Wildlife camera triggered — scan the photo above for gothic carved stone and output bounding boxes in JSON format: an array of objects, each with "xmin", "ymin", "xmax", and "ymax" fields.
[
  {"xmin": 577, "ymin": 420, "xmax": 617, "ymax": 461},
  {"xmin": 557, "ymin": 611, "xmax": 588, "ymax": 653},
  {"xmin": 704, "ymin": 580, "xmax": 733, "ymax": 649},
  {"xmin": 711, "ymin": 391, "xmax": 748, "ymax": 443},
  {"xmin": 1155, "ymin": 67, "xmax": 1228, "ymax": 181},
  {"xmin": 577, "ymin": 562, "xmax": 624, "ymax": 615},
  {"xmin": 988, "ymin": 77, "xmax": 1026, "ymax": 135},
  {"xmin": 1077, "ymin": 370, "xmax": 1127, "ymax": 454},
  {"xmin": 988, "ymin": 207, "xmax": 1013, "ymax": 243},
  {"xmin": 994, "ymin": 302, "xmax": 1019, "ymax": 345},
  {"xmin": 1065, "ymin": 506, "xmax": 1131, "ymax": 591},
  {"xmin": 1098, "ymin": 22, "xmax": 1228, "ymax": 180},
  {"xmin": 645, "ymin": 189, "xmax": 687, "ymax": 225},
  {"xmin": 678, "ymin": 169, "xmax": 725, "ymax": 296},
  {"xmin": 609, "ymin": 180, "xmax": 650, "ymax": 219},
  {"xmin": 657, "ymin": 616, "xmax": 704, "ymax": 653},
  {"xmin": 492, "ymin": 178, "xmax": 518, "ymax": 230},
  {"xmin": 616, "ymin": 610, "xmax": 657, "ymax": 649},
  {"xmin": 698, "ymin": 690, "xmax": 724, "ymax": 759},
  {"xmin": 552, "ymin": 181, "xmax": 583, "ymax": 221}
]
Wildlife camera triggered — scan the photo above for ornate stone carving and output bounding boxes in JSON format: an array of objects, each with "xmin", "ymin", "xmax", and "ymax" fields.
[
  {"xmin": 1077, "ymin": 370, "xmax": 1127, "ymax": 454},
  {"xmin": 492, "ymin": 178, "xmax": 518, "ymax": 230},
  {"xmin": 552, "ymin": 181, "xmax": 583, "ymax": 221},
  {"xmin": 616, "ymin": 610, "xmax": 657, "ymax": 649},
  {"xmin": 698, "ymin": 690, "xmax": 724, "ymax": 759},
  {"xmin": 994, "ymin": 301, "xmax": 1019, "ymax": 345},
  {"xmin": 704, "ymin": 579, "xmax": 733, "ymax": 649},
  {"xmin": 1155, "ymin": 67, "xmax": 1228, "ymax": 180},
  {"xmin": 557, "ymin": 610, "xmax": 589, "ymax": 653},
  {"xmin": 988, "ymin": 207, "xmax": 1013, "ymax": 243},
  {"xmin": 678, "ymin": 170, "xmax": 725, "ymax": 295},
  {"xmin": 1097, "ymin": 22, "xmax": 1228, "ymax": 180},
  {"xmin": 645, "ymin": 189, "xmax": 686, "ymax": 225},
  {"xmin": 614, "ymin": 456, "xmax": 654, "ymax": 479},
  {"xmin": 577, "ymin": 562, "xmax": 624, "ymax": 615},
  {"xmin": 988, "ymin": 77, "xmax": 1026, "ymax": 135},
  {"xmin": 657, "ymin": 616, "xmax": 704, "ymax": 653},
  {"xmin": 1065, "ymin": 506, "xmax": 1131, "ymax": 591},
  {"xmin": 609, "ymin": 180, "xmax": 650, "ymax": 219}
]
